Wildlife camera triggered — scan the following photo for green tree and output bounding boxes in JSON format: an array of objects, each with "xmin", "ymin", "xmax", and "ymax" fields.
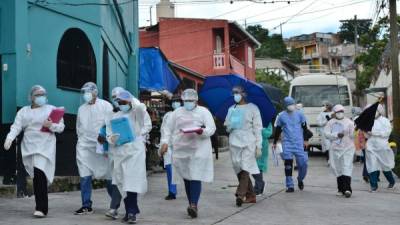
[
  {"xmin": 338, "ymin": 19, "xmax": 372, "ymax": 45},
  {"xmin": 287, "ymin": 48, "xmax": 303, "ymax": 64},
  {"xmin": 245, "ymin": 24, "xmax": 269, "ymax": 43},
  {"xmin": 255, "ymin": 69, "xmax": 290, "ymax": 95},
  {"xmin": 246, "ymin": 25, "xmax": 288, "ymax": 59}
]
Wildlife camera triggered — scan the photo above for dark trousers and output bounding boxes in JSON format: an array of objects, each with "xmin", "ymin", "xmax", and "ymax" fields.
[
  {"xmin": 362, "ymin": 149, "xmax": 369, "ymax": 177},
  {"xmin": 183, "ymin": 179, "xmax": 202, "ymax": 206},
  {"xmin": 236, "ymin": 171, "xmax": 255, "ymax": 198},
  {"xmin": 33, "ymin": 168, "xmax": 48, "ymax": 215},
  {"xmin": 369, "ymin": 170, "xmax": 395, "ymax": 189},
  {"xmin": 124, "ymin": 192, "xmax": 139, "ymax": 215},
  {"xmin": 252, "ymin": 172, "xmax": 265, "ymax": 193},
  {"xmin": 337, "ymin": 175, "xmax": 352, "ymax": 193}
]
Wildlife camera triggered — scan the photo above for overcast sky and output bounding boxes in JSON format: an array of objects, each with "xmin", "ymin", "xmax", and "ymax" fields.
[{"xmin": 138, "ymin": 0, "xmax": 393, "ymax": 38}]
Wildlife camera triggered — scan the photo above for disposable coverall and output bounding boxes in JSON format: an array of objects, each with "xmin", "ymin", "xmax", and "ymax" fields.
[
  {"xmin": 106, "ymin": 92, "xmax": 152, "ymax": 217},
  {"xmin": 161, "ymin": 105, "xmax": 216, "ymax": 207},
  {"xmin": 5, "ymin": 86, "xmax": 65, "ymax": 215},
  {"xmin": 224, "ymin": 103, "xmax": 263, "ymax": 199},
  {"xmin": 317, "ymin": 111, "xmax": 333, "ymax": 153},
  {"xmin": 160, "ymin": 111, "xmax": 177, "ymax": 198},
  {"xmin": 324, "ymin": 116, "xmax": 355, "ymax": 194},
  {"xmin": 366, "ymin": 115, "xmax": 395, "ymax": 190}
]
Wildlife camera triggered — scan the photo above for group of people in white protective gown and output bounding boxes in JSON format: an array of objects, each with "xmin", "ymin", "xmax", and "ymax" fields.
[
  {"xmin": 3, "ymin": 83, "xmax": 396, "ymax": 223},
  {"xmin": 317, "ymin": 101, "xmax": 396, "ymax": 197}
]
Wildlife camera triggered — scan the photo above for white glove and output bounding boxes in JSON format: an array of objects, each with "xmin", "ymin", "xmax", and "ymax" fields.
[
  {"xmin": 107, "ymin": 134, "xmax": 120, "ymax": 145},
  {"xmin": 255, "ymin": 147, "xmax": 262, "ymax": 158},
  {"xmin": 3, "ymin": 138, "xmax": 13, "ymax": 151}
]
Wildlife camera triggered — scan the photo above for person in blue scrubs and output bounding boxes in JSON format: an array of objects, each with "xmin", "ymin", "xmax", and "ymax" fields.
[{"xmin": 273, "ymin": 96, "xmax": 309, "ymax": 193}]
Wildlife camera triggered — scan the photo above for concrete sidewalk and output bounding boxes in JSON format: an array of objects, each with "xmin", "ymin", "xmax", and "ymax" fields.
[{"xmin": 0, "ymin": 151, "xmax": 399, "ymax": 225}]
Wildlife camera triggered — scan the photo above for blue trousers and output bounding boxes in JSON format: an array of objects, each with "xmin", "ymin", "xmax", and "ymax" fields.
[
  {"xmin": 80, "ymin": 176, "xmax": 114, "ymax": 208},
  {"xmin": 252, "ymin": 172, "xmax": 265, "ymax": 193},
  {"xmin": 165, "ymin": 164, "xmax": 177, "ymax": 196},
  {"xmin": 183, "ymin": 180, "xmax": 201, "ymax": 206},
  {"xmin": 124, "ymin": 192, "xmax": 140, "ymax": 215},
  {"xmin": 369, "ymin": 170, "xmax": 395, "ymax": 189},
  {"xmin": 281, "ymin": 150, "xmax": 308, "ymax": 188},
  {"xmin": 105, "ymin": 180, "xmax": 122, "ymax": 210}
]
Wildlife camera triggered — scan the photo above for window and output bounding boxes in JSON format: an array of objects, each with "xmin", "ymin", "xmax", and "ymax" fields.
[
  {"xmin": 215, "ymin": 35, "xmax": 222, "ymax": 54},
  {"xmin": 182, "ymin": 78, "xmax": 195, "ymax": 89},
  {"xmin": 291, "ymin": 85, "xmax": 350, "ymax": 107},
  {"xmin": 247, "ymin": 47, "xmax": 253, "ymax": 68},
  {"xmin": 57, "ymin": 28, "xmax": 96, "ymax": 91}
]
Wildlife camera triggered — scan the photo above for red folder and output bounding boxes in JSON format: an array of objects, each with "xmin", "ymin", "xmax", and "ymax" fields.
[
  {"xmin": 41, "ymin": 107, "xmax": 65, "ymax": 132},
  {"xmin": 180, "ymin": 127, "xmax": 202, "ymax": 134}
]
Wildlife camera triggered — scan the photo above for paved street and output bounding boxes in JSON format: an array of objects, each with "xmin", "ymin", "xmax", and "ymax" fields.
[{"xmin": 0, "ymin": 151, "xmax": 399, "ymax": 225}]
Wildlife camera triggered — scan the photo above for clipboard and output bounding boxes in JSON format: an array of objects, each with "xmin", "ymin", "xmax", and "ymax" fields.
[
  {"xmin": 41, "ymin": 107, "xmax": 65, "ymax": 132},
  {"xmin": 110, "ymin": 117, "xmax": 135, "ymax": 146}
]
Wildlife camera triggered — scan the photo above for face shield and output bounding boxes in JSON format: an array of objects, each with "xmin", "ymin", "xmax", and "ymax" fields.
[
  {"xmin": 30, "ymin": 85, "xmax": 48, "ymax": 106},
  {"xmin": 80, "ymin": 82, "xmax": 98, "ymax": 104}
]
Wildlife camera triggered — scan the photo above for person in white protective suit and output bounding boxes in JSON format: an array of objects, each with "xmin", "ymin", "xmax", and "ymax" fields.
[
  {"xmin": 105, "ymin": 90, "xmax": 151, "ymax": 224},
  {"xmin": 224, "ymin": 86, "xmax": 262, "ymax": 207},
  {"xmin": 160, "ymin": 89, "xmax": 216, "ymax": 219},
  {"xmin": 365, "ymin": 104, "xmax": 396, "ymax": 192},
  {"xmin": 317, "ymin": 101, "xmax": 333, "ymax": 161},
  {"xmin": 3, "ymin": 85, "xmax": 65, "ymax": 218},
  {"xmin": 324, "ymin": 104, "xmax": 355, "ymax": 198},
  {"xmin": 101, "ymin": 86, "xmax": 125, "ymax": 220},
  {"xmin": 159, "ymin": 95, "xmax": 181, "ymax": 200},
  {"xmin": 74, "ymin": 82, "xmax": 113, "ymax": 215}
]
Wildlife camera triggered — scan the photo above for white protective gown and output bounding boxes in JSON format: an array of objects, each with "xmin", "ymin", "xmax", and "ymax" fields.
[
  {"xmin": 324, "ymin": 118, "xmax": 355, "ymax": 177},
  {"xmin": 161, "ymin": 106, "xmax": 216, "ymax": 183},
  {"xmin": 365, "ymin": 116, "xmax": 395, "ymax": 172},
  {"xmin": 224, "ymin": 103, "xmax": 262, "ymax": 175},
  {"xmin": 160, "ymin": 111, "xmax": 173, "ymax": 167},
  {"xmin": 6, "ymin": 104, "xmax": 65, "ymax": 184},
  {"xmin": 76, "ymin": 98, "xmax": 113, "ymax": 178},
  {"xmin": 107, "ymin": 103, "xmax": 152, "ymax": 194},
  {"xmin": 317, "ymin": 111, "xmax": 333, "ymax": 152}
]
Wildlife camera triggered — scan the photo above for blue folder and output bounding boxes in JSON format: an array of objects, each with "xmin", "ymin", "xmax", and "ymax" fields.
[{"xmin": 110, "ymin": 117, "xmax": 135, "ymax": 146}]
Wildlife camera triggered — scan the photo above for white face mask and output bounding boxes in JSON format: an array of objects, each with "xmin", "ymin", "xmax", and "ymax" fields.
[
  {"xmin": 336, "ymin": 112, "xmax": 344, "ymax": 120},
  {"xmin": 287, "ymin": 105, "xmax": 296, "ymax": 112},
  {"xmin": 34, "ymin": 96, "xmax": 47, "ymax": 106},
  {"xmin": 172, "ymin": 101, "xmax": 181, "ymax": 110},
  {"xmin": 83, "ymin": 92, "xmax": 93, "ymax": 103}
]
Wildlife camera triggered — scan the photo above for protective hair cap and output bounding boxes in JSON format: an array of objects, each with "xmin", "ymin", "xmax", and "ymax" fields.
[
  {"xmin": 232, "ymin": 85, "xmax": 247, "ymax": 96},
  {"xmin": 81, "ymin": 82, "xmax": 98, "ymax": 95},
  {"xmin": 30, "ymin": 85, "xmax": 47, "ymax": 97},
  {"xmin": 112, "ymin": 87, "xmax": 124, "ymax": 97},
  {"xmin": 333, "ymin": 104, "xmax": 345, "ymax": 113},
  {"xmin": 181, "ymin": 89, "xmax": 198, "ymax": 101},
  {"xmin": 322, "ymin": 100, "xmax": 333, "ymax": 107},
  {"xmin": 116, "ymin": 90, "xmax": 132, "ymax": 102},
  {"xmin": 284, "ymin": 96, "xmax": 295, "ymax": 106}
]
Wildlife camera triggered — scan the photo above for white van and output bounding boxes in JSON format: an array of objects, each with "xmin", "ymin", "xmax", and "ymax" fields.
[{"xmin": 289, "ymin": 74, "xmax": 353, "ymax": 150}]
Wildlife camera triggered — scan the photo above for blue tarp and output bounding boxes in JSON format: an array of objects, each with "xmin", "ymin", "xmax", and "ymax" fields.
[{"xmin": 139, "ymin": 48, "xmax": 180, "ymax": 93}]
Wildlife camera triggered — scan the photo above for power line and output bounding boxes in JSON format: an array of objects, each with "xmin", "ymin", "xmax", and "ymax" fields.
[
  {"xmin": 35, "ymin": 0, "xmax": 137, "ymax": 6},
  {"xmin": 245, "ymin": 0, "xmax": 371, "ymax": 26}
]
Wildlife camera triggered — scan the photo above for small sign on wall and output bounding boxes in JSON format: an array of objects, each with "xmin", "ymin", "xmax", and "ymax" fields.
[{"xmin": 2, "ymin": 63, "xmax": 7, "ymax": 72}]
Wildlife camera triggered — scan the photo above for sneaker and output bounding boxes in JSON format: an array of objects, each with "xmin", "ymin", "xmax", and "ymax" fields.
[
  {"xmin": 286, "ymin": 187, "xmax": 295, "ymax": 193},
  {"xmin": 298, "ymin": 181, "xmax": 304, "ymax": 190},
  {"xmin": 370, "ymin": 187, "xmax": 378, "ymax": 193},
  {"xmin": 235, "ymin": 197, "xmax": 243, "ymax": 207},
  {"xmin": 165, "ymin": 194, "xmax": 176, "ymax": 200},
  {"xmin": 388, "ymin": 183, "xmax": 395, "ymax": 189},
  {"xmin": 344, "ymin": 191, "xmax": 352, "ymax": 198},
  {"xmin": 74, "ymin": 207, "xmax": 93, "ymax": 215},
  {"xmin": 105, "ymin": 209, "xmax": 118, "ymax": 220},
  {"xmin": 336, "ymin": 191, "xmax": 344, "ymax": 196},
  {"xmin": 126, "ymin": 213, "xmax": 137, "ymax": 224},
  {"xmin": 33, "ymin": 211, "xmax": 46, "ymax": 218},
  {"xmin": 187, "ymin": 206, "xmax": 198, "ymax": 219}
]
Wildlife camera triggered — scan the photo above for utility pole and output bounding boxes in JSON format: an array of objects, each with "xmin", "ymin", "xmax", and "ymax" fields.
[
  {"xmin": 354, "ymin": 15, "xmax": 358, "ymax": 57},
  {"xmin": 389, "ymin": 0, "xmax": 400, "ymax": 147},
  {"xmin": 280, "ymin": 22, "xmax": 283, "ymax": 37}
]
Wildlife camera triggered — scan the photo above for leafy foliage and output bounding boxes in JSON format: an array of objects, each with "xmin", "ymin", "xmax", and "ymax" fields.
[
  {"xmin": 354, "ymin": 17, "xmax": 390, "ymax": 93},
  {"xmin": 246, "ymin": 25, "xmax": 293, "ymax": 60},
  {"xmin": 338, "ymin": 19, "xmax": 372, "ymax": 45},
  {"xmin": 255, "ymin": 69, "xmax": 290, "ymax": 95}
]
